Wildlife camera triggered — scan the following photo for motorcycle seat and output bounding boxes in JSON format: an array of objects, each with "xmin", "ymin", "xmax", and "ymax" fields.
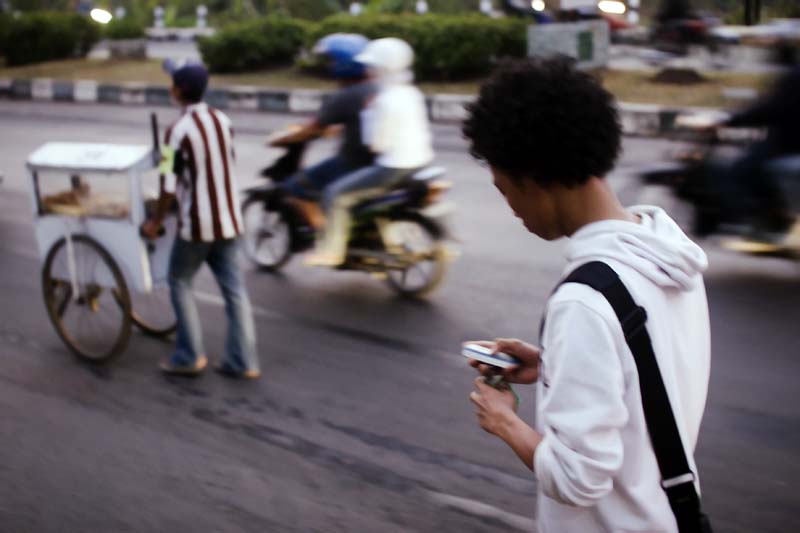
[
  {"xmin": 351, "ymin": 168, "xmax": 448, "ymax": 215},
  {"xmin": 410, "ymin": 166, "xmax": 447, "ymax": 182}
]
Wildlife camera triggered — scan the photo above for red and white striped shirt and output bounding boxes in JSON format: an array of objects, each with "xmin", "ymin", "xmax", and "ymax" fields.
[{"xmin": 162, "ymin": 103, "xmax": 243, "ymax": 242}]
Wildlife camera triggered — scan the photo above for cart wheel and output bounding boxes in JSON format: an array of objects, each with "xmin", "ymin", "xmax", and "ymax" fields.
[
  {"xmin": 42, "ymin": 235, "xmax": 132, "ymax": 363},
  {"xmin": 131, "ymin": 288, "xmax": 177, "ymax": 338}
]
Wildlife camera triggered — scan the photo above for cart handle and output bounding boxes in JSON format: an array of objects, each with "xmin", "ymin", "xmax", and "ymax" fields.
[{"xmin": 151, "ymin": 112, "xmax": 161, "ymax": 167}]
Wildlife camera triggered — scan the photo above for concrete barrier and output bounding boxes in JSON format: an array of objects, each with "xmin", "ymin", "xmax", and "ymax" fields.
[{"xmin": 0, "ymin": 77, "xmax": 717, "ymax": 137}]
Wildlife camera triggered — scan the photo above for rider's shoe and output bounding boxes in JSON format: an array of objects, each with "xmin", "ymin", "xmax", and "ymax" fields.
[
  {"xmin": 214, "ymin": 362, "xmax": 261, "ymax": 380},
  {"xmin": 304, "ymin": 252, "xmax": 344, "ymax": 267},
  {"xmin": 286, "ymin": 197, "xmax": 326, "ymax": 229},
  {"xmin": 159, "ymin": 355, "xmax": 208, "ymax": 377}
]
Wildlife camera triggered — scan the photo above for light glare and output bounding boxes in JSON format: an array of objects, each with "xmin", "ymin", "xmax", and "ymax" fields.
[
  {"xmin": 598, "ymin": 1, "xmax": 626, "ymax": 14},
  {"xmin": 90, "ymin": 8, "xmax": 113, "ymax": 24},
  {"xmin": 531, "ymin": 0, "xmax": 546, "ymax": 12}
]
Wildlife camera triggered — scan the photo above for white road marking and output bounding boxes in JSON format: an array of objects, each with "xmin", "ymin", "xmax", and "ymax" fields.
[{"xmin": 425, "ymin": 490, "xmax": 536, "ymax": 531}]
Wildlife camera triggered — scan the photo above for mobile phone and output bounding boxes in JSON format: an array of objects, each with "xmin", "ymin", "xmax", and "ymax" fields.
[{"xmin": 462, "ymin": 343, "xmax": 520, "ymax": 369}]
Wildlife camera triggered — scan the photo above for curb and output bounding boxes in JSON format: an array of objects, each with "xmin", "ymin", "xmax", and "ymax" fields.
[{"xmin": 0, "ymin": 77, "xmax": 716, "ymax": 137}]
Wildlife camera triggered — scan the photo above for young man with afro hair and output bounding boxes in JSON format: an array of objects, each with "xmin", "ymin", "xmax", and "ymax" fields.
[{"xmin": 463, "ymin": 57, "xmax": 712, "ymax": 532}]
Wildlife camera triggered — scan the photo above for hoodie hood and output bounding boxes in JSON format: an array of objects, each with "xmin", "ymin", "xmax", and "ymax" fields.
[
  {"xmin": 356, "ymin": 37, "xmax": 415, "ymax": 87},
  {"xmin": 565, "ymin": 206, "xmax": 708, "ymax": 291}
]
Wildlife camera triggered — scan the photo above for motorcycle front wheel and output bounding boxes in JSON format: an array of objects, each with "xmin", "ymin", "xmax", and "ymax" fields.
[{"xmin": 241, "ymin": 197, "xmax": 293, "ymax": 271}]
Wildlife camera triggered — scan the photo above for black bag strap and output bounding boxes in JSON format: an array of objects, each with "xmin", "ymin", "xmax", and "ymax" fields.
[{"xmin": 559, "ymin": 261, "xmax": 710, "ymax": 533}]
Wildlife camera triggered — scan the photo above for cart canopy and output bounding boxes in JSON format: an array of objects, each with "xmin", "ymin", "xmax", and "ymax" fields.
[{"xmin": 27, "ymin": 143, "xmax": 153, "ymax": 173}]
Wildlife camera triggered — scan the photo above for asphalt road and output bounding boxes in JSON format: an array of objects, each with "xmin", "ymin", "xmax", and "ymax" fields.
[{"xmin": 0, "ymin": 101, "xmax": 798, "ymax": 533}]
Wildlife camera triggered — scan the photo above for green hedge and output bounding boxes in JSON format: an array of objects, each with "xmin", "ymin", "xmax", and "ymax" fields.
[
  {"xmin": 105, "ymin": 17, "xmax": 147, "ymax": 40},
  {"xmin": 198, "ymin": 16, "xmax": 310, "ymax": 73},
  {"xmin": 3, "ymin": 12, "xmax": 101, "ymax": 66},
  {"xmin": 198, "ymin": 13, "xmax": 527, "ymax": 81},
  {"xmin": 311, "ymin": 14, "xmax": 527, "ymax": 81}
]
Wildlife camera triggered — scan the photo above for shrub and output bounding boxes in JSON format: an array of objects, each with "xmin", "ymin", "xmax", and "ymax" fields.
[
  {"xmin": 311, "ymin": 13, "xmax": 527, "ymax": 80},
  {"xmin": 4, "ymin": 12, "xmax": 101, "ymax": 66},
  {"xmin": 105, "ymin": 17, "xmax": 147, "ymax": 40},
  {"xmin": 8, "ymin": 0, "xmax": 71, "ymax": 11},
  {"xmin": 198, "ymin": 16, "xmax": 310, "ymax": 73}
]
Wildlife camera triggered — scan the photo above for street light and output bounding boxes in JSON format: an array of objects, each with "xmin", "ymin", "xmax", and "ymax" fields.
[
  {"xmin": 531, "ymin": 0, "xmax": 545, "ymax": 12},
  {"xmin": 598, "ymin": 1, "xmax": 626, "ymax": 15},
  {"xmin": 89, "ymin": 8, "xmax": 113, "ymax": 24}
]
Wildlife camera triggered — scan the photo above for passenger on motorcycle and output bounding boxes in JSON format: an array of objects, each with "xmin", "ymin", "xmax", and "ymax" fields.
[
  {"xmin": 270, "ymin": 34, "xmax": 377, "ymax": 211},
  {"xmin": 306, "ymin": 37, "xmax": 435, "ymax": 266}
]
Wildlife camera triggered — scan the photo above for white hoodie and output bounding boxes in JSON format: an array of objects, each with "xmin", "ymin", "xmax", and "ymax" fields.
[
  {"xmin": 535, "ymin": 206, "xmax": 711, "ymax": 533},
  {"xmin": 360, "ymin": 69, "xmax": 434, "ymax": 169}
]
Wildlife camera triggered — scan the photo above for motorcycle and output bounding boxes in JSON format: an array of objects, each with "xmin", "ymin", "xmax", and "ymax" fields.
[
  {"xmin": 638, "ymin": 111, "xmax": 800, "ymax": 258},
  {"xmin": 240, "ymin": 141, "xmax": 456, "ymax": 297}
]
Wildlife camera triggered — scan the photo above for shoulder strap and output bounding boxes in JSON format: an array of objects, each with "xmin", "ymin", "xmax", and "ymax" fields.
[{"xmin": 560, "ymin": 261, "xmax": 708, "ymax": 533}]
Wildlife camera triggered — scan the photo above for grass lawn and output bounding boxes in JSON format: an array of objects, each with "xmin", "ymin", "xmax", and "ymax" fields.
[{"xmin": 0, "ymin": 58, "xmax": 774, "ymax": 108}]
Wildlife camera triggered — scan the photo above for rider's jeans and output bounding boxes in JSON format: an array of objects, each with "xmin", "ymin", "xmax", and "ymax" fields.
[
  {"xmin": 281, "ymin": 155, "xmax": 360, "ymax": 200},
  {"xmin": 167, "ymin": 237, "xmax": 258, "ymax": 373},
  {"xmin": 316, "ymin": 165, "xmax": 416, "ymax": 261}
]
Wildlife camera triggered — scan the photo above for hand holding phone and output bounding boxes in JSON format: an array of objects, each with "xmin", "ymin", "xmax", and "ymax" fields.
[
  {"xmin": 463, "ymin": 339, "xmax": 541, "ymax": 385},
  {"xmin": 462, "ymin": 343, "xmax": 519, "ymax": 369}
]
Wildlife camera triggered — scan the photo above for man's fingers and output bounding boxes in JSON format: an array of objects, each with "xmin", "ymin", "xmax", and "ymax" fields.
[
  {"xmin": 467, "ymin": 359, "xmax": 495, "ymax": 376},
  {"xmin": 469, "ymin": 390, "xmax": 482, "ymax": 407},
  {"xmin": 464, "ymin": 340, "xmax": 495, "ymax": 350},
  {"xmin": 478, "ymin": 364, "xmax": 495, "ymax": 376},
  {"xmin": 473, "ymin": 377, "xmax": 493, "ymax": 393}
]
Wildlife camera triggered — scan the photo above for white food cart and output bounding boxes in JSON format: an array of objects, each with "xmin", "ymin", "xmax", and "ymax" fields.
[{"xmin": 27, "ymin": 142, "xmax": 177, "ymax": 362}]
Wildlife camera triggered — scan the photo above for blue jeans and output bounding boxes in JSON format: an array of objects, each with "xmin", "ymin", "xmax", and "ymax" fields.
[
  {"xmin": 167, "ymin": 237, "xmax": 258, "ymax": 373},
  {"xmin": 280, "ymin": 155, "xmax": 361, "ymax": 200}
]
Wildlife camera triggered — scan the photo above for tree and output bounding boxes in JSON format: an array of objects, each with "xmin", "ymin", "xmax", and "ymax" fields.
[{"xmin": 10, "ymin": 0, "xmax": 71, "ymax": 10}]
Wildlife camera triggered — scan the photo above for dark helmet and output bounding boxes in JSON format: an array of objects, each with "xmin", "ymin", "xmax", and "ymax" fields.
[{"xmin": 313, "ymin": 33, "xmax": 369, "ymax": 80}]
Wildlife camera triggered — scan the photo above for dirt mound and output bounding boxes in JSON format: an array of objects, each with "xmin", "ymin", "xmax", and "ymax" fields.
[{"xmin": 651, "ymin": 68, "xmax": 707, "ymax": 85}]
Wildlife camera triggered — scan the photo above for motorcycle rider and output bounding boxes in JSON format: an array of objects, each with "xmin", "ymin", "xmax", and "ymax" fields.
[
  {"xmin": 709, "ymin": 43, "xmax": 800, "ymax": 236},
  {"xmin": 270, "ymin": 33, "xmax": 377, "ymax": 226},
  {"xmin": 306, "ymin": 37, "xmax": 434, "ymax": 266}
]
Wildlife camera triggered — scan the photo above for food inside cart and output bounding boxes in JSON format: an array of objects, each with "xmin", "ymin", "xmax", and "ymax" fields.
[{"xmin": 42, "ymin": 174, "xmax": 130, "ymax": 218}]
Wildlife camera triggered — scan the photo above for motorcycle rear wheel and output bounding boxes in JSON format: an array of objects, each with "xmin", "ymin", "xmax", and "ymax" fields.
[{"xmin": 383, "ymin": 215, "xmax": 448, "ymax": 298}]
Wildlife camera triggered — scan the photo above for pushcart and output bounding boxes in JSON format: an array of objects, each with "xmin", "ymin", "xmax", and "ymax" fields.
[{"xmin": 27, "ymin": 141, "xmax": 177, "ymax": 363}]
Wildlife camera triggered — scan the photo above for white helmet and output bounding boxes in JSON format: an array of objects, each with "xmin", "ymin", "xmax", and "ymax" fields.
[{"xmin": 356, "ymin": 37, "xmax": 414, "ymax": 74}]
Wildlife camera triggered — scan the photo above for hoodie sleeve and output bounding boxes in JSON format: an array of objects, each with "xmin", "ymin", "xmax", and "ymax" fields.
[{"xmin": 535, "ymin": 298, "xmax": 629, "ymax": 507}]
